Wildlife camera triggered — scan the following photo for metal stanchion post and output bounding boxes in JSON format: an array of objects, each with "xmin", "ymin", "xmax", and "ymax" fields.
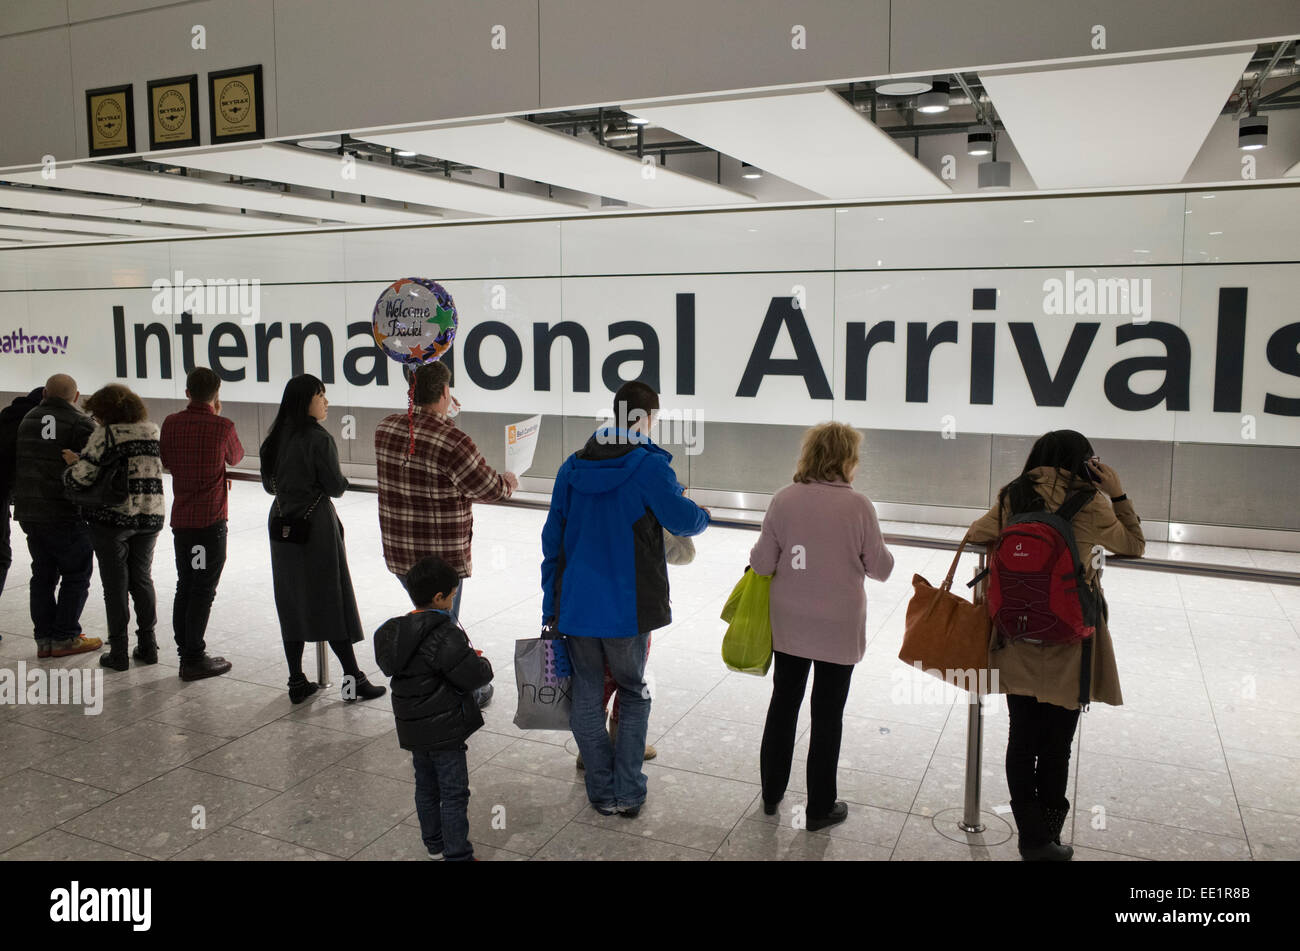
[
  {"xmin": 958, "ymin": 551, "xmax": 988, "ymax": 834},
  {"xmin": 316, "ymin": 641, "xmax": 331, "ymax": 689}
]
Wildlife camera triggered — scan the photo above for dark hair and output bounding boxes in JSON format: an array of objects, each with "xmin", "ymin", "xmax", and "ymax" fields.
[
  {"xmin": 186, "ymin": 367, "xmax": 221, "ymax": 403},
  {"xmin": 405, "ymin": 556, "xmax": 459, "ymax": 608},
  {"xmin": 406, "ymin": 361, "xmax": 450, "ymax": 406},
  {"xmin": 612, "ymin": 380, "xmax": 659, "ymax": 433},
  {"xmin": 83, "ymin": 384, "xmax": 147, "ymax": 425},
  {"xmin": 996, "ymin": 429, "xmax": 1095, "ymax": 515},
  {"xmin": 259, "ymin": 374, "xmax": 324, "ymax": 468}
]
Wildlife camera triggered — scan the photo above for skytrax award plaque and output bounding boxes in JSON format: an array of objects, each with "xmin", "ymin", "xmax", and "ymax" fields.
[
  {"xmin": 147, "ymin": 74, "xmax": 199, "ymax": 150},
  {"xmin": 208, "ymin": 64, "xmax": 264, "ymax": 144},
  {"xmin": 86, "ymin": 83, "xmax": 135, "ymax": 156}
]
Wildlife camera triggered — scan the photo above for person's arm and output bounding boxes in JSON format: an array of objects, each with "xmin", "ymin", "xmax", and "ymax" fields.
[
  {"xmin": 748, "ymin": 503, "xmax": 780, "ymax": 576},
  {"xmin": 158, "ymin": 418, "xmax": 173, "ymax": 472},
  {"xmin": 63, "ymin": 426, "xmax": 105, "ymax": 487},
  {"xmin": 540, "ymin": 468, "xmax": 569, "ymax": 622},
  {"xmin": 860, "ymin": 497, "xmax": 895, "ymax": 582},
  {"xmin": 445, "ymin": 433, "xmax": 509, "ymax": 503},
  {"xmin": 429, "ymin": 625, "xmax": 494, "ymax": 692},
  {"xmin": 225, "ymin": 420, "xmax": 245, "ymax": 466},
  {"xmin": 1085, "ymin": 459, "xmax": 1144, "ymax": 557},
  {"xmin": 315, "ymin": 430, "xmax": 349, "ymax": 498},
  {"xmin": 967, "ymin": 502, "xmax": 1002, "ymax": 545},
  {"xmin": 642, "ymin": 455, "xmax": 709, "ymax": 537}
]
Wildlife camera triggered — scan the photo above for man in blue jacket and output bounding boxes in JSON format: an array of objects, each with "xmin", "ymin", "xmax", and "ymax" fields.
[{"xmin": 541, "ymin": 381, "xmax": 709, "ymax": 817}]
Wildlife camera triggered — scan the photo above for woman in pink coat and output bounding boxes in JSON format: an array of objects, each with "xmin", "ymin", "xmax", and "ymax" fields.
[{"xmin": 749, "ymin": 422, "xmax": 894, "ymax": 830}]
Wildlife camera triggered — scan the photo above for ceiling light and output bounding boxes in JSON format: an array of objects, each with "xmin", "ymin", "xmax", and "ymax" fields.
[
  {"xmin": 740, "ymin": 162, "xmax": 763, "ymax": 180},
  {"xmin": 967, "ymin": 130, "xmax": 993, "ymax": 156},
  {"xmin": 395, "ymin": 149, "xmax": 416, "ymax": 157},
  {"xmin": 297, "ymin": 136, "xmax": 341, "ymax": 150},
  {"xmin": 626, "ymin": 116, "xmax": 650, "ymax": 125},
  {"xmin": 1238, "ymin": 113, "xmax": 1268, "ymax": 151},
  {"xmin": 916, "ymin": 80, "xmax": 950, "ymax": 115},
  {"xmin": 874, "ymin": 78, "xmax": 933, "ymax": 96},
  {"xmin": 978, "ymin": 159, "xmax": 1011, "ymax": 189}
]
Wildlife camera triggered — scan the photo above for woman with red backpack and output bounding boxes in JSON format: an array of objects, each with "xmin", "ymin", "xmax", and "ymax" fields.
[{"xmin": 968, "ymin": 430, "xmax": 1144, "ymax": 861}]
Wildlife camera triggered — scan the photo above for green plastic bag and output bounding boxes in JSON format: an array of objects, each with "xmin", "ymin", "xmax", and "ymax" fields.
[{"xmin": 720, "ymin": 569, "xmax": 773, "ymax": 676}]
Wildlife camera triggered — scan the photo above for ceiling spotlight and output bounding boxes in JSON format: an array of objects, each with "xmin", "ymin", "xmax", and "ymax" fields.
[
  {"xmin": 966, "ymin": 130, "xmax": 993, "ymax": 156},
  {"xmin": 297, "ymin": 136, "xmax": 341, "ymax": 150},
  {"xmin": 1238, "ymin": 113, "xmax": 1268, "ymax": 151},
  {"xmin": 395, "ymin": 149, "xmax": 416, "ymax": 157},
  {"xmin": 916, "ymin": 80, "xmax": 950, "ymax": 115},
  {"xmin": 741, "ymin": 162, "xmax": 763, "ymax": 180},
  {"xmin": 874, "ymin": 77, "xmax": 933, "ymax": 96},
  {"xmin": 627, "ymin": 115, "xmax": 650, "ymax": 125},
  {"xmin": 978, "ymin": 159, "xmax": 1011, "ymax": 190}
]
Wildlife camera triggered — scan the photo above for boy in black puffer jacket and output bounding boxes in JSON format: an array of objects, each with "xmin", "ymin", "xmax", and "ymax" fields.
[{"xmin": 374, "ymin": 556, "xmax": 493, "ymax": 861}]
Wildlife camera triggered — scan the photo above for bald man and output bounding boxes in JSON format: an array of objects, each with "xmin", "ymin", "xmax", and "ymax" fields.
[{"xmin": 13, "ymin": 374, "xmax": 101, "ymax": 658}]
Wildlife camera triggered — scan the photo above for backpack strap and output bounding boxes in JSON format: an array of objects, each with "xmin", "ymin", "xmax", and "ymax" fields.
[
  {"xmin": 1055, "ymin": 488, "xmax": 1096, "ymax": 523},
  {"xmin": 1078, "ymin": 635, "xmax": 1093, "ymax": 712}
]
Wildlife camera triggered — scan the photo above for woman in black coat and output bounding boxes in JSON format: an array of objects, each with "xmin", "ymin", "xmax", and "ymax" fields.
[{"xmin": 260, "ymin": 375, "xmax": 385, "ymax": 704}]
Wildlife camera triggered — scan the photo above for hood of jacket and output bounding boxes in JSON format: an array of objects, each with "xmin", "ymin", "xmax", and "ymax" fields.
[
  {"xmin": 566, "ymin": 427, "xmax": 671, "ymax": 496},
  {"xmin": 374, "ymin": 610, "xmax": 454, "ymax": 678}
]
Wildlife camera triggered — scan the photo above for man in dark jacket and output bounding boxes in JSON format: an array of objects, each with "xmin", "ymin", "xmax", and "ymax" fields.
[
  {"xmin": 540, "ymin": 381, "xmax": 710, "ymax": 817},
  {"xmin": 374, "ymin": 556, "xmax": 493, "ymax": 862},
  {"xmin": 13, "ymin": 374, "xmax": 100, "ymax": 658},
  {"xmin": 0, "ymin": 386, "xmax": 44, "ymax": 604}
]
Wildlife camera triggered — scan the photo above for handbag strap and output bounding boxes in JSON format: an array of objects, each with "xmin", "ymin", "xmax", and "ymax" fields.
[
  {"xmin": 270, "ymin": 475, "xmax": 322, "ymax": 519},
  {"xmin": 939, "ymin": 531, "xmax": 972, "ymax": 593}
]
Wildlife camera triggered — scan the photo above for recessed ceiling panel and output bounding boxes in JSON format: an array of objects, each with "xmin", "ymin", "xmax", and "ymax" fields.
[
  {"xmin": 0, "ymin": 210, "xmax": 188, "ymax": 238},
  {"xmin": 0, "ymin": 164, "xmax": 437, "ymax": 226},
  {"xmin": 980, "ymin": 50, "xmax": 1254, "ymax": 189},
  {"xmin": 0, "ymin": 226, "xmax": 114, "ymax": 242},
  {"xmin": 166, "ymin": 144, "xmax": 586, "ymax": 218},
  {"xmin": 626, "ymin": 88, "xmax": 950, "ymax": 199},
  {"xmin": 360, "ymin": 118, "xmax": 755, "ymax": 207}
]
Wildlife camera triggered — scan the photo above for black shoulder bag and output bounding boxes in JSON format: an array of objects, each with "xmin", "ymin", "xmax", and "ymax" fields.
[
  {"xmin": 64, "ymin": 425, "xmax": 129, "ymax": 508},
  {"xmin": 269, "ymin": 476, "xmax": 323, "ymax": 545}
]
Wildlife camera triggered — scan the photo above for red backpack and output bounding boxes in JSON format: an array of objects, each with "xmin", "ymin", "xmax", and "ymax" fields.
[{"xmin": 985, "ymin": 490, "xmax": 1104, "ymax": 708}]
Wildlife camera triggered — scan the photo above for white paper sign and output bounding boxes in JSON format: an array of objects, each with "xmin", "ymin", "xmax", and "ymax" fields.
[{"xmin": 505, "ymin": 414, "xmax": 541, "ymax": 476}]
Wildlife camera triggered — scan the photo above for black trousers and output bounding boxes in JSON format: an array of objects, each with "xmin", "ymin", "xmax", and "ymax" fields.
[
  {"xmin": 172, "ymin": 520, "xmax": 228, "ymax": 662},
  {"xmin": 1005, "ymin": 693, "xmax": 1081, "ymax": 807},
  {"xmin": 90, "ymin": 524, "xmax": 159, "ymax": 645},
  {"xmin": 760, "ymin": 650, "xmax": 854, "ymax": 816}
]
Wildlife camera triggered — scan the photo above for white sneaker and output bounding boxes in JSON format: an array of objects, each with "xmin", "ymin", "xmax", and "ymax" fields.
[{"xmin": 427, "ymin": 851, "xmax": 445, "ymax": 861}]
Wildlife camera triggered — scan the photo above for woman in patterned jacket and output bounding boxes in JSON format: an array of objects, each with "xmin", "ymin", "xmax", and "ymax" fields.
[{"xmin": 63, "ymin": 384, "xmax": 165, "ymax": 672}]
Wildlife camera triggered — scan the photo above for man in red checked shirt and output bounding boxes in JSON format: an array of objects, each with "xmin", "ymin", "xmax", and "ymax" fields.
[
  {"xmin": 159, "ymin": 367, "xmax": 243, "ymax": 681},
  {"xmin": 375, "ymin": 361, "xmax": 516, "ymax": 708}
]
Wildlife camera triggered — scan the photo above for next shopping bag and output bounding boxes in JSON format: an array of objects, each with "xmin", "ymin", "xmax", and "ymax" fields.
[
  {"xmin": 720, "ymin": 568, "xmax": 773, "ymax": 676},
  {"xmin": 512, "ymin": 635, "xmax": 573, "ymax": 730}
]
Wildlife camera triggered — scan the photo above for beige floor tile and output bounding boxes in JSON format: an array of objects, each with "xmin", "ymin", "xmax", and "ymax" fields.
[
  {"xmin": 1, "ymin": 828, "xmax": 152, "ymax": 861},
  {"xmin": 534, "ymin": 821, "xmax": 712, "ymax": 861},
  {"xmin": 170, "ymin": 825, "xmax": 339, "ymax": 861},
  {"xmin": 37, "ymin": 719, "xmax": 229, "ymax": 793},
  {"xmin": 188, "ymin": 719, "xmax": 371, "ymax": 791},
  {"xmin": 0, "ymin": 769, "xmax": 117, "ymax": 852}
]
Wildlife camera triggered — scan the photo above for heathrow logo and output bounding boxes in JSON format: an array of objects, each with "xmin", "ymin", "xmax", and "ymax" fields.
[{"xmin": 0, "ymin": 327, "xmax": 70, "ymax": 355}]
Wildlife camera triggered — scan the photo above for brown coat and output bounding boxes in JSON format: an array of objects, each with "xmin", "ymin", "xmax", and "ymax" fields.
[{"xmin": 968, "ymin": 466, "xmax": 1145, "ymax": 710}]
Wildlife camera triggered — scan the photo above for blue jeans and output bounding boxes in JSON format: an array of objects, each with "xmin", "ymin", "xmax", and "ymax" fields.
[
  {"xmin": 21, "ymin": 520, "xmax": 94, "ymax": 644},
  {"xmin": 567, "ymin": 632, "xmax": 652, "ymax": 810},
  {"xmin": 411, "ymin": 747, "xmax": 473, "ymax": 861}
]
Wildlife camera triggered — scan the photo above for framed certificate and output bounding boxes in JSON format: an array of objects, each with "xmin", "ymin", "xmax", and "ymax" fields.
[
  {"xmin": 86, "ymin": 83, "xmax": 135, "ymax": 157},
  {"xmin": 147, "ymin": 74, "xmax": 199, "ymax": 150},
  {"xmin": 208, "ymin": 64, "xmax": 264, "ymax": 144}
]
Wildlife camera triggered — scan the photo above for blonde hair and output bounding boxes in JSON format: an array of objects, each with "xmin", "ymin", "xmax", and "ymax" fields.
[{"xmin": 793, "ymin": 422, "xmax": 861, "ymax": 484}]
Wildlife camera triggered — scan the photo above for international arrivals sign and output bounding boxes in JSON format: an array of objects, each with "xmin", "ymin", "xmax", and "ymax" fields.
[{"xmin": 2, "ymin": 198, "xmax": 1298, "ymax": 448}]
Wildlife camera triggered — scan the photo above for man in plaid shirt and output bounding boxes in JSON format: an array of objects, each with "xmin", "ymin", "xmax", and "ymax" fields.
[
  {"xmin": 159, "ymin": 367, "xmax": 243, "ymax": 681},
  {"xmin": 376, "ymin": 361, "xmax": 516, "ymax": 704}
]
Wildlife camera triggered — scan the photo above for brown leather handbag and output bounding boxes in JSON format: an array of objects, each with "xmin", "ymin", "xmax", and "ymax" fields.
[{"xmin": 898, "ymin": 532, "xmax": 992, "ymax": 688}]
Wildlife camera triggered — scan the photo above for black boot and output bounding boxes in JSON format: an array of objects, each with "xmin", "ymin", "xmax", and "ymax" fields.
[
  {"xmin": 1011, "ymin": 799, "xmax": 1073, "ymax": 861},
  {"xmin": 1042, "ymin": 798, "xmax": 1073, "ymax": 850},
  {"xmin": 344, "ymin": 672, "xmax": 387, "ymax": 703},
  {"xmin": 132, "ymin": 630, "xmax": 158, "ymax": 665},
  {"xmin": 99, "ymin": 637, "xmax": 129, "ymax": 672},
  {"xmin": 180, "ymin": 653, "xmax": 233, "ymax": 682},
  {"xmin": 287, "ymin": 673, "xmax": 319, "ymax": 704}
]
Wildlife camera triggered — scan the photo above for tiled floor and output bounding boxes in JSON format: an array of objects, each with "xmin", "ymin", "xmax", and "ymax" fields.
[{"xmin": 1, "ymin": 481, "xmax": 1298, "ymax": 861}]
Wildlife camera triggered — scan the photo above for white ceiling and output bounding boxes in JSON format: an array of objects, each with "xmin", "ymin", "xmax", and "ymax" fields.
[
  {"xmin": 0, "ymin": 210, "xmax": 185, "ymax": 238},
  {"xmin": 980, "ymin": 49, "xmax": 1255, "ymax": 189},
  {"xmin": 0, "ymin": 163, "xmax": 438, "ymax": 226},
  {"xmin": 165, "ymin": 143, "xmax": 588, "ymax": 218},
  {"xmin": 626, "ymin": 88, "xmax": 951, "ymax": 199},
  {"xmin": 360, "ymin": 118, "xmax": 756, "ymax": 207}
]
